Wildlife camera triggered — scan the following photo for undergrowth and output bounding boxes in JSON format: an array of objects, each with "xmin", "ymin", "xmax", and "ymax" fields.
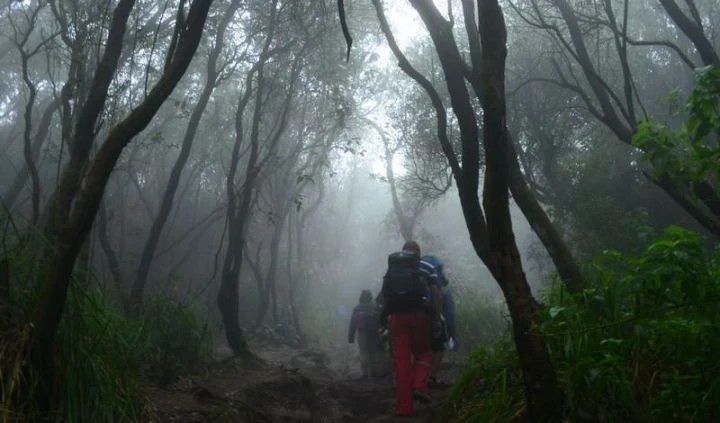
[
  {"xmin": 452, "ymin": 285, "xmax": 507, "ymax": 352},
  {"xmin": 0, "ymin": 224, "xmax": 211, "ymax": 421},
  {"xmin": 442, "ymin": 226, "xmax": 720, "ymax": 422}
]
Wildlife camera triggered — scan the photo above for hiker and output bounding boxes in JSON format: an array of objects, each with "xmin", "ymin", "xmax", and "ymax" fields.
[
  {"xmin": 348, "ymin": 289, "xmax": 381, "ymax": 378},
  {"xmin": 422, "ymin": 255, "xmax": 458, "ymax": 388},
  {"xmin": 380, "ymin": 240, "xmax": 442, "ymax": 417}
]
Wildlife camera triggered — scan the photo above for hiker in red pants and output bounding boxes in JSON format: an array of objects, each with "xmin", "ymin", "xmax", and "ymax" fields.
[{"xmin": 380, "ymin": 240, "xmax": 442, "ymax": 417}]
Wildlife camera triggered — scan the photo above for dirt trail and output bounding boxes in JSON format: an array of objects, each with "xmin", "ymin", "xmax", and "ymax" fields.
[{"xmin": 144, "ymin": 339, "xmax": 455, "ymax": 422}]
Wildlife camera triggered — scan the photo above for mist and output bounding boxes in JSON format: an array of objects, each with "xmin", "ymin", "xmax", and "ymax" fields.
[{"xmin": 1, "ymin": 0, "xmax": 718, "ymax": 420}]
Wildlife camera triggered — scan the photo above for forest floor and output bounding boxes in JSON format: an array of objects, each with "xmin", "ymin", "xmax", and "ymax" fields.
[{"xmin": 143, "ymin": 337, "xmax": 459, "ymax": 422}]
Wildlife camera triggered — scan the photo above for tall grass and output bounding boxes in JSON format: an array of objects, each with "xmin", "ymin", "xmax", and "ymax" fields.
[
  {"xmin": 59, "ymin": 288, "xmax": 142, "ymax": 422},
  {"xmin": 442, "ymin": 226, "xmax": 720, "ymax": 421},
  {"xmin": 0, "ymin": 221, "xmax": 211, "ymax": 421}
]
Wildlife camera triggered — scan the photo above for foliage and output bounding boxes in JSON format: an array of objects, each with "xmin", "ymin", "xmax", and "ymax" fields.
[
  {"xmin": 445, "ymin": 226, "xmax": 720, "ymax": 421},
  {"xmin": 439, "ymin": 338, "xmax": 524, "ymax": 422},
  {"xmin": 633, "ymin": 66, "xmax": 720, "ymax": 188},
  {"xmin": 0, "ymin": 226, "xmax": 211, "ymax": 420},
  {"xmin": 57, "ymin": 288, "xmax": 142, "ymax": 422},
  {"xmin": 129, "ymin": 297, "xmax": 212, "ymax": 386},
  {"xmin": 451, "ymin": 285, "xmax": 507, "ymax": 352}
]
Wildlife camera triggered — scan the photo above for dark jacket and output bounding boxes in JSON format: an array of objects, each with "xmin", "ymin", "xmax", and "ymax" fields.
[{"xmin": 348, "ymin": 302, "xmax": 380, "ymax": 344}]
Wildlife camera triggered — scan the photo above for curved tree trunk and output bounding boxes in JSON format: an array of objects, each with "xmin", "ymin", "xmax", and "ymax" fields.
[
  {"xmin": 131, "ymin": 0, "xmax": 240, "ymax": 314},
  {"xmin": 218, "ymin": 2, "xmax": 279, "ymax": 354},
  {"xmin": 658, "ymin": 0, "xmax": 720, "ymax": 67},
  {"xmin": 372, "ymin": 0, "xmax": 564, "ymax": 419},
  {"xmin": 477, "ymin": 2, "xmax": 563, "ymax": 416},
  {"xmin": 364, "ymin": 118, "xmax": 415, "ymax": 241},
  {"xmin": 19, "ymin": 50, "xmax": 41, "ymax": 224},
  {"xmin": 3, "ymin": 97, "xmax": 60, "ymax": 211},
  {"xmin": 28, "ymin": 0, "xmax": 212, "ymax": 412},
  {"xmin": 218, "ymin": 13, "xmax": 304, "ymax": 354},
  {"xmin": 507, "ymin": 140, "xmax": 584, "ymax": 293},
  {"xmin": 255, "ymin": 214, "xmax": 285, "ymax": 326}
]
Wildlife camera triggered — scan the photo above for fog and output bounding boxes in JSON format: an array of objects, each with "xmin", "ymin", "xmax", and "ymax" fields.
[{"xmin": 1, "ymin": 0, "xmax": 717, "ymax": 356}]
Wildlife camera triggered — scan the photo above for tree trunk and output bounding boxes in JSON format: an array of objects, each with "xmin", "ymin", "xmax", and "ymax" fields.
[
  {"xmin": 373, "ymin": 1, "xmax": 565, "ymax": 419},
  {"xmin": 364, "ymin": 118, "xmax": 415, "ymax": 241},
  {"xmin": 217, "ymin": 57, "xmax": 262, "ymax": 355},
  {"xmin": 3, "ymin": 97, "xmax": 60, "ymax": 210},
  {"xmin": 658, "ymin": 0, "xmax": 720, "ymax": 67},
  {"xmin": 477, "ymin": 3, "xmax": 563, "ymax": 418},
  {"xmin": 97, "ymin": 203, "xmax": 130, "ymax": 312},
  {"xmin": 286, "ymin": 211, "xmax": 304, "ymax": 344},
  {"xmin": 27, "ymin": 0, "xmax": 212, "ymax": 412},
  {"xmin": 218, "ymin": 3, "xmax": 302, "ymax": 353},
  {"xmin": 550, "ymin": 0, "xmax": 720, "ymax": 237},
  {"xmin": 131, "ymin": 0, "xmax": 240, "ymax": 313},
  {"xmin": 507, "ymin": 140, "xmax": 583, "ymax": 293},
  {"xmin": 20, "ymin": 50, "xmax": 41, "ymax": 224}
]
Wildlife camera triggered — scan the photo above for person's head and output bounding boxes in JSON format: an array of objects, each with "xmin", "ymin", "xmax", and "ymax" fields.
[
  {"xmin": 402, "ymin": 240, "xmax": 421, "ymax": 256},
  {"xmin": 359, "ymin": 289, "xmax": 372, "ymax": 304}
]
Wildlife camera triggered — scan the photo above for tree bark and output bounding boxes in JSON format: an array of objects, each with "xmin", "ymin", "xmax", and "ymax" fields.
[{"xmin": 477, "ymin": 2, "xmax": 563, "ymax": 419}]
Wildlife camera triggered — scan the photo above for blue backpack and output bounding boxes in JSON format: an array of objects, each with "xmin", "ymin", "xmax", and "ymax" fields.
[{"xmin": 422, "ymin": 255, "xmax": 445, "ymax": 284}]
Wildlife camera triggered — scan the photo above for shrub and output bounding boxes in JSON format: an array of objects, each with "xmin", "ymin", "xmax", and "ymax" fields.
[{"xmin": 446, "ymin": 226, "xmax": 720, "ymax": 421}]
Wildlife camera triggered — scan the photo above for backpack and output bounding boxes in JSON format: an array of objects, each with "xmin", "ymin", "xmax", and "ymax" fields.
[
  {"xmin": 381, "ymin": 251, "xmax": 427, "ymax": 312},
  {"xmin": 353, "ymin": 305, "xmax": 379, "ymax": 333}
]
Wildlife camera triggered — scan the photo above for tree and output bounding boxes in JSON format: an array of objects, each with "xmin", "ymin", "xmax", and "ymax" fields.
[
  {"xmin": 363, "ymin": 117, "xmax": 426, "ymax": 241},
  {"xmin": 130, "ymin": 0, "xmax": 241, "ymax": 314},
  {"xmin": 509, "ymin": 0, "xmax": 720, "ymax": 237},
  {"xmin": 217, "ymin": 0, "xmax": 299, "ymax": 355},
  {"xmin": 364, "ymin": 0, "xmax": 565, "ymax": 418},
  {"xmin": 27, "ymin": 0, "xmax": 213, "ymax": 411}
]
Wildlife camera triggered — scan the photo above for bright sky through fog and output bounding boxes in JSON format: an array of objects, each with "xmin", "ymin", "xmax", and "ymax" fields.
[
  {"xmin": 366, "ymin": 2, "xmax": 427, "ymax": 176},
  {"xmin": 383, "ymin": 2, "xmax": 426, "ymax": 50}
]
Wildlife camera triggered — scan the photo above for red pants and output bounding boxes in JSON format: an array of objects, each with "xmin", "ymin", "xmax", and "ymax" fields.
[{"xmin": 389, "ymin": 311, "xmax": 432, "ymax": 415}]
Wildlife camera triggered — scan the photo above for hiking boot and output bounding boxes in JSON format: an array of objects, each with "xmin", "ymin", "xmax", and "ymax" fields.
[{"xmin": 412, "ymin": 388, "xmax": 432, "ymax": 404}]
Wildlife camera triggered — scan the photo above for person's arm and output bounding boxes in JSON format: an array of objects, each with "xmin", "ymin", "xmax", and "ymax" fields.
[
  {"xmin": 444, "ymin": 289, "xmax": 456, "ymax": 338},
  {"xmin": 348, "ymin": 309, "xmax": 357, "ymax": 343},
  {"xmin": 378, "ymin": 280, "xmax": 389, "ymax": 327},
  {"xmin": 431, "ymin": 284, "xmax": 442, "ymax": 324}
]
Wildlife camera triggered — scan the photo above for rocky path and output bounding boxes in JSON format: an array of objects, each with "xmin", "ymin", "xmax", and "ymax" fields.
[{"xmin": 144, "ymin": 341, "xmax": 455, "ymax": 422}]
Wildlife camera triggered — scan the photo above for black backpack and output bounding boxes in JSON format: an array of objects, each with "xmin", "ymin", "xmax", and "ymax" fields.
[{"xmin": 381, "ymin": 251, "xmax": 427, "ymax": 313}]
